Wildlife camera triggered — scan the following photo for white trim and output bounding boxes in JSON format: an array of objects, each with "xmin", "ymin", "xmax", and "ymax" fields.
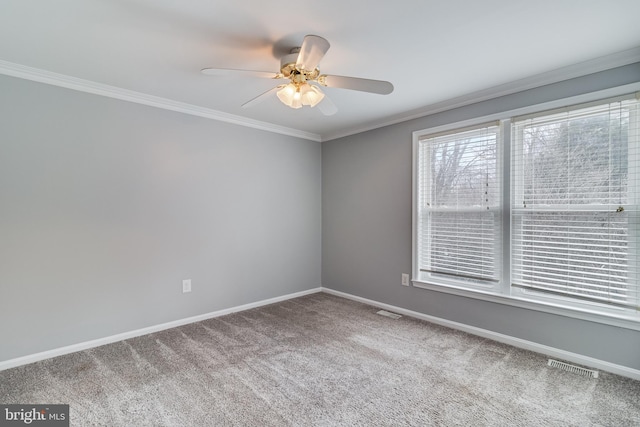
[
  {"xmin": 322, "ymin": 47, "xmax": 640, "ymax": 142},
  {"xmin": 411, "ymin": 83, "xmax": 640, "ymax": 142},
  {"xmin": 321, "ymin": 287, "xmax": 640, "ymax": 381},
  {"xmin": 1, "ymin": 48, "xmax": 638, "ymax": 144},
  {"xmin": 0, "ymin": 287, "xmax": 322, "ymax": 372},
  {"xmin": 411, "ymin": 130, "xmax": 420, "ymax": 287},
  {"xmin": 0, "ymin": 60, "xmax": 322, "ymax": 142},
  {"xmin": 411, "ymin": 85, "xmax": 640, "ymax": 331},
  {"xmin": 2, "ymin": 286, "xmax": 638, "ymax": 381},
  {"xmin": 412, "ymin": 280, "xmax": 640, "ymax": 331}
]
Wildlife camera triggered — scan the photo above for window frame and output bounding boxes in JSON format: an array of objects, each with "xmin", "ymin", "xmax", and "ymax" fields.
[
  {"xmin": 411, "ymin": 84, "xmax": 640, "ymax": 331},
  {"xmin": 416, "ymin": 122, "xmax": 503, "ymax": 290},
  {"xmin": 510, "ymin": 99, "xmax": 639, "ymax": 313}
]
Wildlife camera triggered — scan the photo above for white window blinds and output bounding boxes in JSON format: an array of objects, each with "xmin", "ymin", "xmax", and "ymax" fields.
[
  {"xmin": 417, "ymin": 124, "xmax": 502, "ymax": 286},
  {"xmin": 512, "ymin": 97, "xmax": 639, "ymax": 309}
]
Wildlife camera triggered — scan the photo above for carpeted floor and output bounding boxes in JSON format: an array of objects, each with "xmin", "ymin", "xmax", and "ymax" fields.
[{"xmin": 1, "ymin": 293, "xmax": 639, "ymax": 426}]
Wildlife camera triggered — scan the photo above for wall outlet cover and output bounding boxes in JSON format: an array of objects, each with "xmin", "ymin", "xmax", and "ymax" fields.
[
  {"xmin": 182, "ymin": 279, "xmax": 192, "ymax": 293},
  {"xmin": 401, "ymin": 273, "xmax": 410, "ymax": 286}
]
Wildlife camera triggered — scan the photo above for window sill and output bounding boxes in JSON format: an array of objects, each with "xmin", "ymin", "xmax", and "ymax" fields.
[{"xmin": 412, "ymin": 280, "xmax": 640, "ymax": 332}]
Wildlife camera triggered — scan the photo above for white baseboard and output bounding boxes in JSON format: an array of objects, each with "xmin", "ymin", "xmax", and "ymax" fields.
[
  {"xmin": 4, "ymin": 286, "xmax": 638, "ymax": 381},
  {"xmin": 0, "ymin": 287, "xmax": 322, "ymax": 372},
  {"xmin": 321, "ymin": 287, "xmax": 640, "ymax": 381}
]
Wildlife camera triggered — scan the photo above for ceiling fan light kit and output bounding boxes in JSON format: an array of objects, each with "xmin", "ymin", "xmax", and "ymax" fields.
[
  {"xmin": 201, "ymin": 35, "xmax": 394, "ymax": 115},
  {"xmin": 277, "ymin": 82, "xmax": 325, "ymax": 109}
]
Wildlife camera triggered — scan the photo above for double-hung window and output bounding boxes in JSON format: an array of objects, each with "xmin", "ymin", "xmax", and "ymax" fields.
[
  {"xmin": 416, "ymin": 123, "xmax": 502, "ymax": 289},
  {"xmin": 413, "ymin": 94, "xmax": 639, "ymax": 324},
  {"xmin": 511, "ymin": 98, "xmax": 639, "ymax": 311}
]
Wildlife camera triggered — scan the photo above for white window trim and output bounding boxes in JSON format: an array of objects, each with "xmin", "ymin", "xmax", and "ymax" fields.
[
  {"xmin": 412, "ymin": 82, "xmax": 640, "ymax": 332},
  {"xmin": 417, "ymin": 122, "xmax": 502, "ymax": 287}
]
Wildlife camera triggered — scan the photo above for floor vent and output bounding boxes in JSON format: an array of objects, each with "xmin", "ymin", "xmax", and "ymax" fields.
[
  {"xmin": 376, "ymin": 310, "xmax": 402, "ymax": 320},
  {"xmin": 548, "ymin": 359, "xmax": 599, "ymax": 378}
]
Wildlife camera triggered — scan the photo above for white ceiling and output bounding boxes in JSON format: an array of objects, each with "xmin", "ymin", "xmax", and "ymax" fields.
[{"xmin": 1, "ymin": 0, "xmax": 639, "ymax": 141}]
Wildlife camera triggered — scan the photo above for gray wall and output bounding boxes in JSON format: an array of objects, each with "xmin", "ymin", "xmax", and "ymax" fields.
[
  {"xmin": 322, "ymin": 62, "xmax": 640, "ymax": 370},
  {"xmin": 0, "ymin": 75, "xmax": 321, "ymax": 362},
  {"xmin": 3, "ymin": 62, "xmax": 639, "ymax": 370}
]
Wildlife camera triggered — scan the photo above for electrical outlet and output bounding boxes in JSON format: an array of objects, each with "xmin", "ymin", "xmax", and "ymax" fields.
[
  {"xmin": 182, "ymin": 279, "xmax": 192, "ymax": 293},
  {"xmin": 401, "ymin": 273, "xmax": 410, "ymax": 286}
]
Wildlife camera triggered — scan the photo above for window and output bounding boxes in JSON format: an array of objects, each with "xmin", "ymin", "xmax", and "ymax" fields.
[
  {"xmin": 413, "ymin": 94, "xmax": 639, "ymax": 324},
  {"xmin": 511, "ymin": 99, "xmax": 639, "ymax": 310},
  {"xmin": 416, "ymin": 124, "xmax": 502, "ymax": 289}
]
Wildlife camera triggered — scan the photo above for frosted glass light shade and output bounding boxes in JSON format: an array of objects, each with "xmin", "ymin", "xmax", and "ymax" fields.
[
  {"xmin": 276, "ymin": 83, "xmax": 297, "ymax": 106},
  {"xmin": 291, "ymin": 90, "xmax": 302, "ymax": 108},
  {"xmin": 300, "ymin": 84, "xmax": 325, "ymax": 107},
  {"xmin": 277, "ymin": 83, "xmax": 324, "ymax": 109}
]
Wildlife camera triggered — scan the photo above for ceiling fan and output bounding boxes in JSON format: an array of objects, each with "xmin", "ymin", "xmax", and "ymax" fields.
[{"xmin": 201, "ymin": 35, "xmax": 394, "ymax": 116}]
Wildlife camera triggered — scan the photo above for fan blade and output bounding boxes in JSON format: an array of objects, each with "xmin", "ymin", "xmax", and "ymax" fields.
[
  {"xmin": 319, "ymin": 75, "xmax": 393, "ymax": 95},
  {"xmin": 241, "ymin": 85, "xmax": 284, "ymax": 109},
  {"xmin": 295, "ymin": 35, "xmax": 330, "ymax": 72},
  {"xmin": 317, "ymin": 95, "xmax": 337, "ymax": 116},
  {"xmin": 201, "ymin": 68, "xmax": 283, "ymax": 79}
]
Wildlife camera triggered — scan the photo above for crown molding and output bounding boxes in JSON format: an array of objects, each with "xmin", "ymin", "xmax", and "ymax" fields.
[
  {"xmin": 0, "ymin": 60, "xmax": 322, "ymax": 142},
  {"xmin": 321, "ymin": 47, "xmax": 640, "ymax": 141},
  {"xmin": 2, "ymin": 46, "xmax": 638, "ymax": 144}
]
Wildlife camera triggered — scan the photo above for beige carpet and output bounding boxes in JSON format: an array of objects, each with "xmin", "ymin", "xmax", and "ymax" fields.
[{"xmin": 1, "ymin": 293, "xmax": 639, "ymax": 426}]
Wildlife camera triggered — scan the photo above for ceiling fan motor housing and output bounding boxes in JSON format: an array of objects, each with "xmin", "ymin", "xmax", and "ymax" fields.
[
  {"xmin": 280, "ymin": 52, "xmax": 299, "ymax": 77},
  {"xmin": 279, "ymin": 48, "xmax": 320, "ymax": 81}
]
